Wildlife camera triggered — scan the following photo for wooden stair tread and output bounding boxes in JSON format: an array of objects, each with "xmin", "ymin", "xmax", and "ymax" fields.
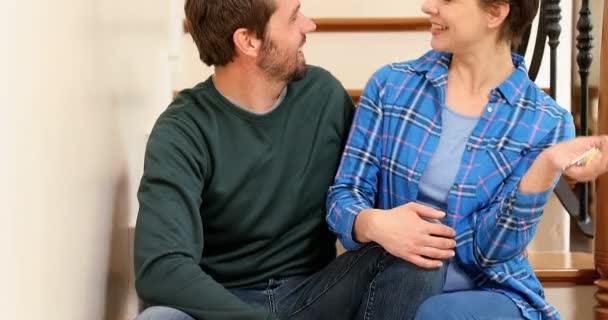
[{"xmin": 528, "ymin": 252, "xmax": 598, "ymax": 287}]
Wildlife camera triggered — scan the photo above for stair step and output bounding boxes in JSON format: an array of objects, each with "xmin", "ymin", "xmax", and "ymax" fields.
[{"xmin": 529, "ymin": 252, "xmax": 597, "ymax": 287}]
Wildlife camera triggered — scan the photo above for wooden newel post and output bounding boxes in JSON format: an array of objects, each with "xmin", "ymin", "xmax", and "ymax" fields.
[{"xmin": 595, "ymin": 2, "xmax": 608, "ymax": 319}]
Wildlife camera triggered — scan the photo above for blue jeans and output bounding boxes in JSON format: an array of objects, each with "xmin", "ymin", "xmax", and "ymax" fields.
[
  {"xmin": 136, "ymin": 244, "xmax": 445, "ymax": 320},
  {"xmin": 414, "ymin": 291, "xmax": 526, "ymax": 320}
]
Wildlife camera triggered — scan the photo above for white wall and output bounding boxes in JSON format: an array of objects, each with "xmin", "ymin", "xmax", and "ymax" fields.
[
  {"xmin": 2, "ymin": 0, "xmax": 171, "ymax": 319},
  {"xmin": 3, "ymin": 1, "xmax": 124, "ymax": 319},
  {"xmin": 96, "ymin": 0, "xmax": 173, "ymax": 228},
  {"xmin": 99, "ymin": 1, "xmax": 172, "ymax": 318},
  {"xmin": 1, "ymin": 1, "xmax": 19, "ymax": 318}
]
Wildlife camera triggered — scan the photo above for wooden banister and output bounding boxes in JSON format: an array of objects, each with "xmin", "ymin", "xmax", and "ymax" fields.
[
  {"xmin": 595, "ymin": 2, "xmax": 608, "ymax": 319},
  {"xmin": 312, "ymin": 17, "xmax": 429, "ymax": 32},
  {"xmin": 184, "ymin": 17, "xmax": 431, "ymax": 34}
]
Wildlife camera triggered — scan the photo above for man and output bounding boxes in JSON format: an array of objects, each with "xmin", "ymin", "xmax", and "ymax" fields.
[{"xmin": 134, "ymin": 0, "xmax": 456, "ymax": 319}]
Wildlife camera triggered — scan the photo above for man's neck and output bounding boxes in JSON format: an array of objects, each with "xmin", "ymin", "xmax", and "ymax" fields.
[{"xmin": 213, "ymin": 64, "xmax": 287, "ymax": 113}]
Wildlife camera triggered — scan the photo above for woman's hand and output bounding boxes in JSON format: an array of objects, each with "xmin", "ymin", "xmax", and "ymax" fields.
[
  {"xmin": 519, "ymin": 135, "xmax": 608, "ymax": 194},
  {"xmin": 354, "ymin": 203, "xmax": 456, "ymax": 269},
  {"xmin": 545, "ymin": 135, "xmax": 608, "ymax": 182}
]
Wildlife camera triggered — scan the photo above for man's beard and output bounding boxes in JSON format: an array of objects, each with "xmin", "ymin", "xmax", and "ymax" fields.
[{"xmin": 257, "ymin": 38, "xmax": 307, "ymax": 82}]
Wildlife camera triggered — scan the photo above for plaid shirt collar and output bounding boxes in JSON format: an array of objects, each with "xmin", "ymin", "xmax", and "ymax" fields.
[{"xmin": 409, "ymin": 50, "xmax": 533, "ymax": 107}]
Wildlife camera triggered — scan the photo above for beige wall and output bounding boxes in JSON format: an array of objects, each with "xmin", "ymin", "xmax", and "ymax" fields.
[
  {"xmin": 5, "ymin": 1, "xmax": 123, "ymax": 319},
  {"xmin": 2, "ymin": 0, "xmax": 171, "ymax": 319},
  {"xmin": 2, "ymin": 0, "xmax": 18, "ymax": 318}
]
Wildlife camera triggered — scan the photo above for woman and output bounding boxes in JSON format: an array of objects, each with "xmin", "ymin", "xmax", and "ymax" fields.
[{"xmin": 326, "ymin": 0, "xmax": 608, "ymax": 319}]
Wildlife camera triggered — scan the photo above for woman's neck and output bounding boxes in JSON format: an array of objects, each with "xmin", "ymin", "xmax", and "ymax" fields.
[{"xmin": 448, "ymin": 42, "xmax": 515, "ymax": 96}]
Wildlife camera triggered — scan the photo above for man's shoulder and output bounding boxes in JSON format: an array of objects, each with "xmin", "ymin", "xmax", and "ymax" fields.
[
  {"xmin": 299, "ymin": 65, "xmax": 344, "ymax": 90},
  {"xmin": 304, "ymin": 64, "xmax": 336, "ymax": 79},
  {"xmin": 290, "ymin": 65, "xmax": 351, "ymax": 103},
  {"xmin": 160, "ymin": 81, "xmax": 214, "ymax": 123},
  {"xmin": 148, "ymin": 81, "xmax": 217, "ymax": 143}
]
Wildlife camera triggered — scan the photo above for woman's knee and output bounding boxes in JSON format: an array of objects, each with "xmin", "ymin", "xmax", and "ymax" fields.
[
  {"xmin": 414, "ymin": 295, "xmax": 458, "ymax": 320},
  {"xmin": 136, "ymin": 306, "xmax": 194, "ymax": 320}
]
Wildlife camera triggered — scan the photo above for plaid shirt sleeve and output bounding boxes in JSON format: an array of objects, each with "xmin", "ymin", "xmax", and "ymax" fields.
[
  {"xmin": 326, "ymin": 70, "xmax": 387, "ymax": 251},
  {"xmin": 473, "ymin": 111, "xmax": 575, "ymax": 267}
]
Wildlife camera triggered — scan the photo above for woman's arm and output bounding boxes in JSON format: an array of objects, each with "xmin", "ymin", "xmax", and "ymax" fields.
[
  {"xmin": 472, "ymin": 112, "xmax": 575, "ymax": 267},
  {"xmin": 326, "ymin": 66, "xmax": 455, "ymax": 268},
  {"xmin": 474, "ymin": 117, "xmax": 608, "ymax": 268}
]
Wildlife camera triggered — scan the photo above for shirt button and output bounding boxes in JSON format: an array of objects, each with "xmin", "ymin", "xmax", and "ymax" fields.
[
  {"xmin": 452, "ymin": 184, "xmax": 459, "ymax": 190},
  {"xmin": 467, "ymin": 146, "xmax": 473, "ymax": 151},
  {"xmin": 487, "ymin": 107, "xmax": 494, "ymax": 113}
]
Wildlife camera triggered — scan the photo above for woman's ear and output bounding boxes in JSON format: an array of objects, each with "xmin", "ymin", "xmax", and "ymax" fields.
[{"xmin": 486, "ymin": 3, "xmax": 510, "ymax": 29}]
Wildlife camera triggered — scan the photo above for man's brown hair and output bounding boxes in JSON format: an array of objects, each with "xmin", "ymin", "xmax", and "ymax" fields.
[{"xmin": 185, "ymin": 0, "xmax": 277, "ymax": 66}]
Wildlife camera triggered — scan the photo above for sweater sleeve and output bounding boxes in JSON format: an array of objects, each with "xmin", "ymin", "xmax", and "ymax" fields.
[{"xmin": 134, "ymin": 116, "xmax": 271, "ymax": 320}]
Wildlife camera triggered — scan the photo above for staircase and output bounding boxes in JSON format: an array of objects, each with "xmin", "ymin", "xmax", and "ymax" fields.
[{"xmin": 160, "ymin": 0, "xmax": 607, "ymax": 319}]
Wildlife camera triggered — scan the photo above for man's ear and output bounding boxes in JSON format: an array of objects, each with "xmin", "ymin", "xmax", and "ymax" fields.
[
  {"xmin": 486, "ymin": 3, "xmax": 510, "ymax": 29},
  {"xmin": 233, "ymin": 28, "xmax": 262, "ymax": 58}
]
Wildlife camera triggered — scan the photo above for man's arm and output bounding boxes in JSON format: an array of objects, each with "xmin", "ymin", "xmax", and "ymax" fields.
[{"xmin": 134, "ymin": 117, "xmax": 270, "ymax": 320}]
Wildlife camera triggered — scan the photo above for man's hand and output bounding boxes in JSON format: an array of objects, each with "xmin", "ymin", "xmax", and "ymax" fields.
[{"xmin": 354, "ymin": 203, "xmax": 456, "ymax": 269}]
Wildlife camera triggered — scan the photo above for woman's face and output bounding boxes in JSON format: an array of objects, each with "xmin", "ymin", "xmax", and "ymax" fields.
[{"xmin": 421, "ymin": 0, "xmax": 497, "ymax": 54}]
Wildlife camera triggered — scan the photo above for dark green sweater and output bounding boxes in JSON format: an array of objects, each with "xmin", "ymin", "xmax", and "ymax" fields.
[{"xmin": 134, "ymin": 66, "xmax": 355, "ymax": 319}]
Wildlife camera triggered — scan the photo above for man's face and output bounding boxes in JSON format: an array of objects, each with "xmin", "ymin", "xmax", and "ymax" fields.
[{"xmin": 257, "ymin": 0, "xmax": 316, "ymax": 82}]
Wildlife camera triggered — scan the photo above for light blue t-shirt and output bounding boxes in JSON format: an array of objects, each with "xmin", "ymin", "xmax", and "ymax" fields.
[{"xmin": 417, "ymin": 106, "xmax": 479, "ymax": 293}]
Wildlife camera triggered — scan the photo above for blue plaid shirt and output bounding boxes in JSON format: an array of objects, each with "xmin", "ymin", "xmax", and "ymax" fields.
[{"xmin": 326, "ymin": 50, "xmax": 575, "ymax": 320}]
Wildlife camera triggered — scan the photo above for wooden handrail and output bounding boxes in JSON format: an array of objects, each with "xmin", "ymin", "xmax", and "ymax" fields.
[
  {"xmin": 184, "ymin": 17, "xmax": 430, "ymax": 34},
  {"xmin": 312, "ymin": 17, "xmax": 430, "ymax": 32},
  {"xmin": 595, "ymin": 2, "xmax": 608, "ymax": 319}
]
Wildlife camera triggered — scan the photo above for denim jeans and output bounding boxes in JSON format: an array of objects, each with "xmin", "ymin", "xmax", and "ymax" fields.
[
  {"xmin": 136, "ymin": 244, "xmax": 445, "ymax": 320},
  {"xmin": 414, "ymin": 291, "xmax": 526, "ymax": 320}
]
